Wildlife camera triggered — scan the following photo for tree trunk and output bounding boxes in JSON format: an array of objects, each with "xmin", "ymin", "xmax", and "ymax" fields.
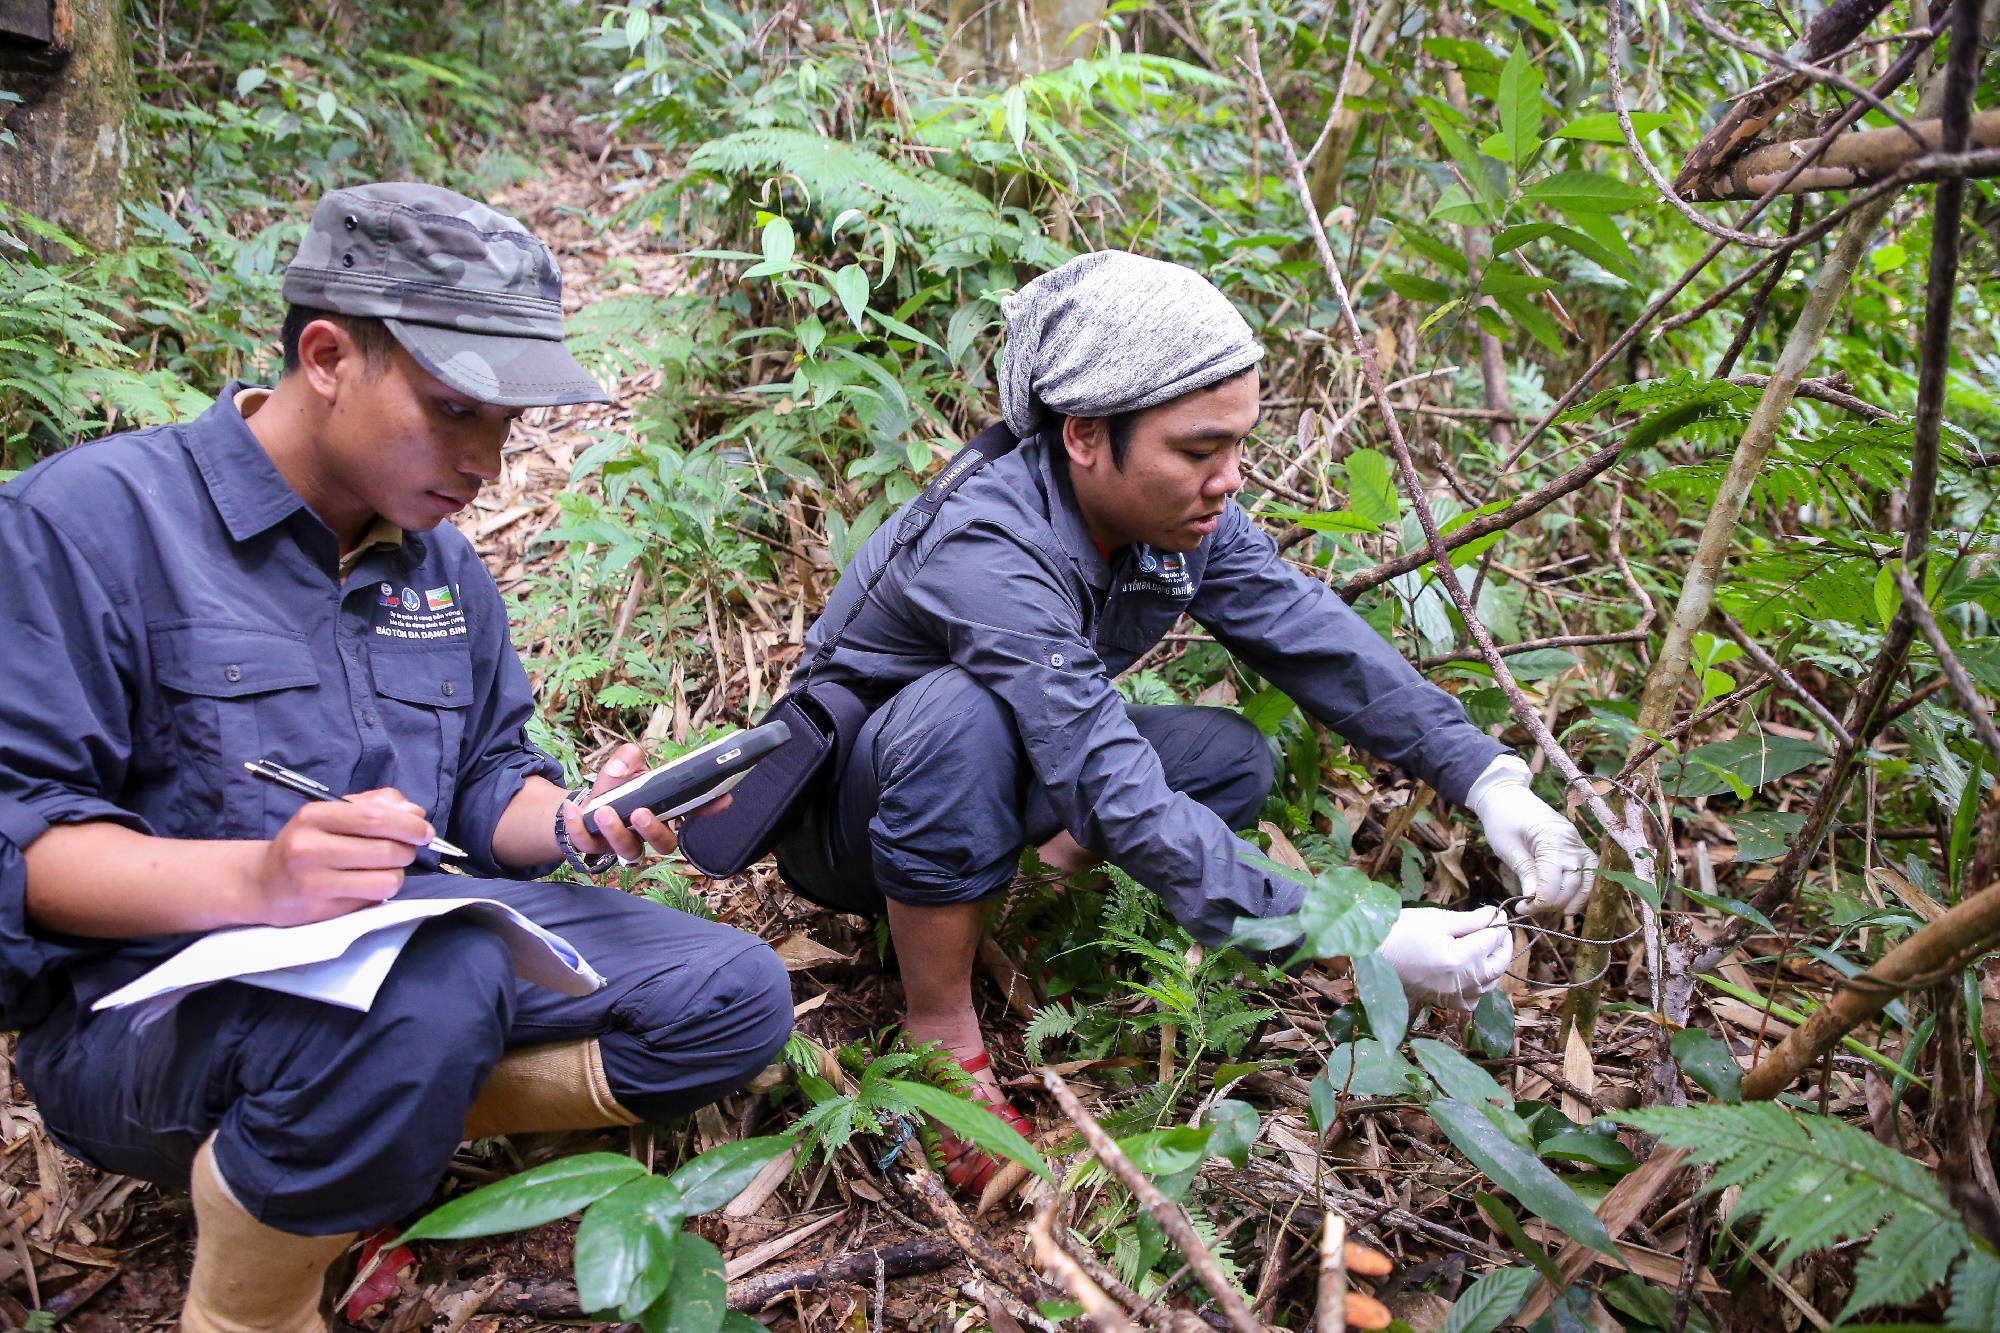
[
  {"xmin": 944, "ymin": 0, "xmax": 1106, "ymax": 79},
  {"xmin": 0, "ymin": 0, "xmax": 151, "ymax": 254}
]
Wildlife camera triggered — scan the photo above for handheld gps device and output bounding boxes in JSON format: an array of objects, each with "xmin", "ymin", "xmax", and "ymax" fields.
[{"xmin": 581, "ymin": 719, "xmax": 792, "ymax": 835}]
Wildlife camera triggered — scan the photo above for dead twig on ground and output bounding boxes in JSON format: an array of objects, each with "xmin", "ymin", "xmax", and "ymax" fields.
[{"xmin": 1042, "ymin": 1070, "xmax": 1263, "ymax": 1333}]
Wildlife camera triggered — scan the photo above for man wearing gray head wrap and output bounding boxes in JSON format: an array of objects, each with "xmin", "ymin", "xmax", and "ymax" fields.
[
  {"xmin": 998, "ymin": 250, "xmax": 1267, "ymax": 436},
  {"xmin": 776, "ymin": 251, "xmax": 1593, "ymax": 1193}
]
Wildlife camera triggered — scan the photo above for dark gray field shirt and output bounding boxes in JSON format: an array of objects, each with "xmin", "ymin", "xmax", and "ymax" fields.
[
  {"xmin": 796, "ymin": 431, "xmax": 1504, "ymax": 942},
  {"xmin": 0, "ymin": 384, "xmax": 564, "ymax": 1005}
]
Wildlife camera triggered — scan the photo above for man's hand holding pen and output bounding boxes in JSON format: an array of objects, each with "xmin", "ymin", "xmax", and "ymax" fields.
[{"xmin": 254, "ymin": 789, "xmax": 435, "ymax": 926}]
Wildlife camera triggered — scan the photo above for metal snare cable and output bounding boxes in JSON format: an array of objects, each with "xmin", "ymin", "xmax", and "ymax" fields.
[{"xmin": 1492, "ymin": 773, "xmax": 1672, "ymax": 990}]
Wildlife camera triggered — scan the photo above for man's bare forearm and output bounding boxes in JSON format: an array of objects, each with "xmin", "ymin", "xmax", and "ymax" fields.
[
  {"xmin": 490, "ymin": 775, "xmax": 567, "ymax": 868},
  {"xmin": 25, "ymin": 823, "xmax": 267, "ymax": 938}
]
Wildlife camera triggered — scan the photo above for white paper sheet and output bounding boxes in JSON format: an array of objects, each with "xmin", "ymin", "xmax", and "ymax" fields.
[{"xmin": 91, "ymin": 898, "xmax": 604, "ymax": 1022}]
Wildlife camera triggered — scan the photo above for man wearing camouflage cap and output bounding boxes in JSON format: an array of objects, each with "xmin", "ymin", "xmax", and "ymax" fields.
[{"xmin": 0, "ymin": 184, "xmax": 790, "ymax": 1332}]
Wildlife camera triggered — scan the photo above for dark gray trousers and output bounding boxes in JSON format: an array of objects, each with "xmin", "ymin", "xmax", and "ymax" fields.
[{"xmin": 810, "ymin": 665, "xmax": 1272, "ymax": 911}]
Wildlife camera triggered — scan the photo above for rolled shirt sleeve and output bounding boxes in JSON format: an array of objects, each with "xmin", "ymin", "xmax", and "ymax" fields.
[
  {"xmin": 1189, "ymin": 505, "xmax": 1504, "ymax": 806},
  {"xmin": 900, "ymin": 521, "xmax": 1303, "ymax": 944},
  {"xmin": 0, "ymin": 498, "xmax": 154, "ymax": 832}
]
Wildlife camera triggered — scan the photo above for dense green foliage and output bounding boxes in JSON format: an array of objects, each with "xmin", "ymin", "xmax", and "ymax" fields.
[{"xmin": 7, "ymin": 0, "xmax": 2000, "ymax": 1326}]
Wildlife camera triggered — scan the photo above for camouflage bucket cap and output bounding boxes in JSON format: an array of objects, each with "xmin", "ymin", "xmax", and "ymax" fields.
[{"xmin": 282, "ymin": 182, "xmax": 611, "ymax": 408}]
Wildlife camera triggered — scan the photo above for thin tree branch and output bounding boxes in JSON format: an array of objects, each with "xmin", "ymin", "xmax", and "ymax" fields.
[
  {"xmin": 1339, "ymin": 443, "xmax": 1626, "ymax": 600},
  {"xmin": 1416, "ymin": 630, "xmax": 1651, "ymax": 671},
  {"xmin": 1042, "ymin": 1071, "xmax": 1262, "ymax": 1333},
  {"xmin": 1897, "ymin": 572, "xmax": 2000, "ymax": 769},
  {"xmin": 1028, "ymin": 1200, "xmax": 1141, "ymax": 1333},
  {"xmin": 1715, "ymin": 611, "xmax": 1855, "ymax": 745},
  {"xmin": 1244, "ymin": 30, "xmax": 1653, "ymax": 874},
  {"xmin": 1740, "ymin": 875, "xmax": 2000, "ymax": 1100}
]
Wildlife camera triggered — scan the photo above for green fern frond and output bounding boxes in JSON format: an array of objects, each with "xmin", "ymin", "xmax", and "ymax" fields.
[
  {"xmin": 1024, "ymin": 1004, "xmax": 1081, "ymax": 1067},
  {"xmin": 684, "ymin": 129, "xmax": 1003, "ymax": 241},
  {"xmin": 1620, "ymin": 1103, "xmax": 1975, "ymax": 1317}
]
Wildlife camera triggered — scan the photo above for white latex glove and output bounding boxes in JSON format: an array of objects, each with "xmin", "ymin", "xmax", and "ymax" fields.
[
  {"xmin": 1465, "ymin": 754, "xmax": 1597, "ymax": 914},
  {"xmin": 1378, "ymin": 906, "xmax": 1513, "ymax": 1011}
]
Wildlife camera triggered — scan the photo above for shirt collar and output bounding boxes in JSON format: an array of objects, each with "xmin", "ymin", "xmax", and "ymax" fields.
[
  {"xmin": 1032, "ymin": 433, "xmax": 1113, "ymax": 591},
  {"xmin": 339, "ymin": 514, "xmax": 406, "ymax": 579},
  {"xmin": 185, "ymin": 382, "xmax": 311, "ymax": 543}
]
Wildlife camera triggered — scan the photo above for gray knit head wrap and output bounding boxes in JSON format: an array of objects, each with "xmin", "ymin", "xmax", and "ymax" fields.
[{"xmin": 998, "ymin": 251, "xmax": 1264, "ymax": 438}]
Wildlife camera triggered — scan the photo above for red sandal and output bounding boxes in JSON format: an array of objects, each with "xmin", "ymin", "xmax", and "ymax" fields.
[{"xmin": 933, "ymin": 1050, "xmax": 1033, "ymax": 1195}]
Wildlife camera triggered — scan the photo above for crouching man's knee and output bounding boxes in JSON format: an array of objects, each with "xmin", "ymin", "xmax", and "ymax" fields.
[{"xmin": 598, "ymin": 938, "xmax": 793, "ymax": 1124}]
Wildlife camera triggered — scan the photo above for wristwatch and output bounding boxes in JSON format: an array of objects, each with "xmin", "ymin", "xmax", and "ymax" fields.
[{"xmin": 556, "ymin": 786, "xmax": 618, "ymax": 874}]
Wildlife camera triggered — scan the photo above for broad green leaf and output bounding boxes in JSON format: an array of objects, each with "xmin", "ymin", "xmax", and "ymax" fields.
[
  {"xmin": 1384, "ymin": 272, "xmax": 1453, "ymax": 303},
  {"xmin": 1469, "ymin": 987, "xmax": 1517, "ymax": 1058},
  {"xmin": 1522, "ymin": 170, "xmax": 1651, "ymax": 214},
  {"xmin": 1431, "ymin": 1099, "xmax": 1622, "ymax": 1259},
  {"xmin": 398, "ymin": 1153, "xmax": 645, "ymax": 1242},
  {"xmin": 830, "ymin": 263, "xmax": 871, "ymax": 332},
  {"xmin": 1496, "ymin": 45, "xmax": 1544, "ymax": 166},
  {"xmin": 722, "ymin": 1314, "xmax": 767, "ymax": 1333},
  {"xmin": 1597, "ymin": 868, "xmax": 1661, "ymax": 912},
  {"xmin": 1420, "ymin": 37, "xmax": 1503, "ymax": 72},
  {"xmin": 1412, "ymin": 1038, "xmax": 1512, "ymax": 1109},
  {"xmin": 1117, "ymin": 1126, "xmax": 1212, "ymax": 1176},
  {"xmin": 1297, "ymin": 868, "xmax": 1403, "ymax": 960},
  {"xmin": 760, "ymin": 216, "xmax": 796, "ymax": 265},
  {"xmin": 668, "ymin": 1136, "xmax": 794, "ymax": 1216},
  {"xmin": 1478, "ymin": 263, "xmax": 1557, "ymax": 297},
  {"xmin": 643, "ymin": 1232, "xmax": 727, "ymax": 1333},
  {"xmin": 1351, "ymin": 950, "xmax": 1407, "ymax": 1050},
  {"xmin": 1544, "ymin": 224, "xmax": 1635, "ymax": 280},
  {"xmin": 1399, "ymin": 225, "xmax": 1471, "ymax": 275},
  {"xmin": 1342, "ymin": 448, "xmax": 1400, "ymax": 525},
  {"xmin": 1670, "ymin": 1028, "xmax": 1743, "ymax": 1103},
  {"xmin": 887, "ymin": 1081, "xmax": 1052, "ymax": 1180},
  {"xmin": 1553, "ymin": 111, "xmax": 1672, "ymax": 143},
  {"xmin": 576, "ymin": 1175, "xmax": 685, "ymax": 1316},
  {"xmin": 1202, "ymin": 1100, "xmax": 1259, "ymax": 1168},
  {"xmin": 1269, "ymin": 508, "xmax": 1380, "ymax": 535},
  {"xmin": 1601, "ymin": 1273, "xmax": 1715, "ymax": 1333},
  {"xmin": 1242, "ymin": 686, "xmax": 1299, "ymax": 735},
  {"xmin": 1537, "ymin": 1123, "xmax": 1635, "ymax": 1170},
  {"xmin": 1490, "ymin": 222, "xmax": 1558, "ymax": 254},
  {"xmin": 1441, "ymin": 1266, "xmax": 1538, "ymax": 1333},
  {"xmin": 1320, "ymin": 1040, "xmax": 1427, "ymax": 1097},
  {"xmin": 1309, "ymin": 1071, "xmax": 1342, "ymax": 1133},
  {"xmin": 235, "ymin": 67, "xmax": 268, "ymax": 97},
  {"xmin": 1727, "ymin": 811, "xmax": 1806, "ymax": 864},
  {"xmin": 1658, "ymin": 734, "xmax": 1826, "ymax": 798},
  {"xmin": 1501, "ymin": 648, "xmax": 1575, "ymax": 680},
  {"xmin": 1475, "ymin": 1194, "xmax": 1565, "ymax": 1288},
  {"xmin": 1487, "ymin": 0, "xmax": 1556, "ymax": 35},
  {"xmin": 1491, "ymin": 291, "xmax": 1565, "ymax": 352}
]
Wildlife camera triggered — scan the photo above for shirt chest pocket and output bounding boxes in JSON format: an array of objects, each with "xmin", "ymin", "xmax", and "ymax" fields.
[
  {"xmin": 1096, "ymin": 588, "xmax": 1192, "ymax": 660},
  {"xmin": 369, "ymin": 647, "xmax": 475, "ymax": 832},
  {"xmin": 150, "ymin": 622, "xmax": 321, "ymax": 840}
]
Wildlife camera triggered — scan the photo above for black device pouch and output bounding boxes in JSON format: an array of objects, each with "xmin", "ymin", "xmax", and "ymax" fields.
[{"xmin": 676, "ymin": 421, "xmax": 1020, "ymax": 886}]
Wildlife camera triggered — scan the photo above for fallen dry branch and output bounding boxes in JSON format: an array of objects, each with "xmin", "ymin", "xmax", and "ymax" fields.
[
  {"xmin": 907, "ymin": 1168, "xmax": 1064, "ymax": 1310},
  {"xmin": 1671, "ymin": 0, "xmax": 1899, "ymax": 197},
  {"xmin": 726, "ymin": 1234, "xmax": 961, "ymax": 1311},
  {"xmin": 1028, "ymin": 1200, "xmax": 1140, "ymax": 1333},
  {"xmin": 1686, "ymin": 107, "xmax": 2000, "ymax": 200},
  {"xmin": 1041, "ymin": 1069, "xmax": 1263, "ymax": 1333},
  {"xmin": 1741, "ymin": 881, "xmax": 2000, "ymax": 1100}
]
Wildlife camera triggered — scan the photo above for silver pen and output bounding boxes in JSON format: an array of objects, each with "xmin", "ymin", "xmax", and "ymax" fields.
[{"xmin": 244, "ymin": 759, "xmax": 468, "ymax": 858}]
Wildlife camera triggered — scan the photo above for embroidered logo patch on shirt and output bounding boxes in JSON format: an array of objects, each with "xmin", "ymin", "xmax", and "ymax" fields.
[
  {"xmin": 377, "ymin": 582, "xmax": 400, "ymax": 608},
  {"xmin": 1120, "ymin": 545, "xmax": 1195, "ymax": 598},
  {"xmin": 376, "ymin": 581, "xmax": 468, "ymax": 642}
]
